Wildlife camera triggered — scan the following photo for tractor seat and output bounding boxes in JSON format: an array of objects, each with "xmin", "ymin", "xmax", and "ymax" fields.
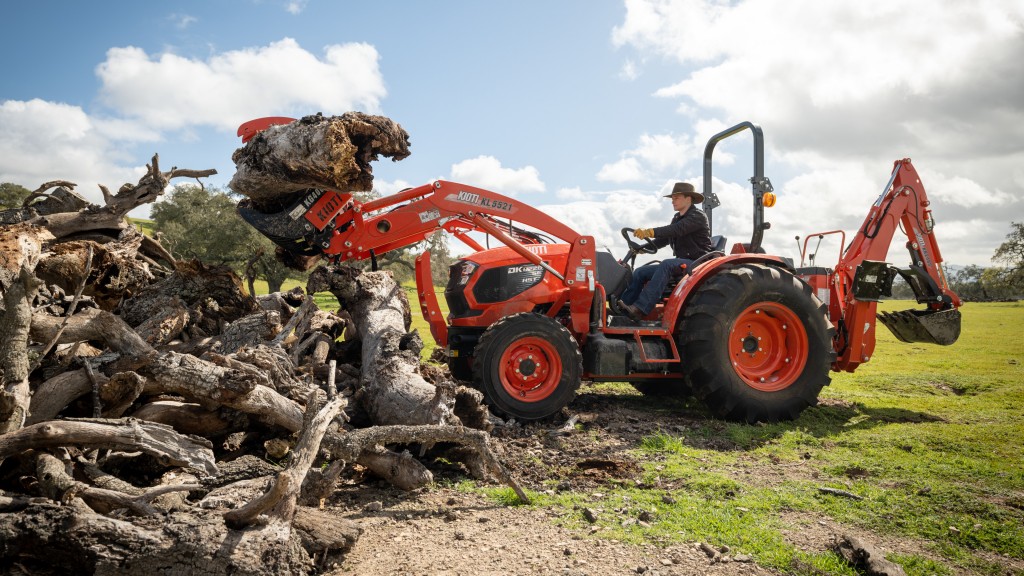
[{"xmin": 596, "ymin": 250, "xmax": 631, "ymax": 302}]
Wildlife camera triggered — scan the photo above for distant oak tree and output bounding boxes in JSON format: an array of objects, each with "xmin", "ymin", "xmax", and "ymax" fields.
[{"xmin": 0, "ymin": 182, "xmax": 31, "ymax": 210}]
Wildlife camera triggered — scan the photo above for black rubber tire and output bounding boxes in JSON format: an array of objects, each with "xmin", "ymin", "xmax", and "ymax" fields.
[
  {"xmin": 679, "ymin": 263, "xmax": 835, "ymax": 423},
  {"xmin": 472, "ymin": 313, "xmax": 582, "ymax": 421}
]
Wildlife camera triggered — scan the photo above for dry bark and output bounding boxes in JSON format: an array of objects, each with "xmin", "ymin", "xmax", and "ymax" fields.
[
  {"xmin": 0, "ymin": 418, "xmax": 217, "ymax": 475},
  {"xmin": 130, "ymin": 400, "xmax": 232, "ymax": 437},
  {"xmin": 25, "ymin": 155, "xmax": 215, "ymax": 240},
  {"xmin": 229, "ymin": 112, "xmax": 410, "ymax": 211},
  {"xmin": 0, "ymin": 265, "xmax": 44, "ymax": 433},
  {"xmin": 307, "ymin": 264, "xmax": 459, "ymax": 427},
  {"xmin": 224, "ymin": 393, "xmax": 347, "ymax": 528}
]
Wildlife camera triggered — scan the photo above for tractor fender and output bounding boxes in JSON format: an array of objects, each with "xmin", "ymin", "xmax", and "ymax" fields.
[{"xmin": 660, "ymin": 254, "xmax": 794, "ymax": 330}]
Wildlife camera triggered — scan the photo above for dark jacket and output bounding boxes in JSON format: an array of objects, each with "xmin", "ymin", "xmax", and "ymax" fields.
[{"xmin": 652, "ymin": 207, "xmax": 712, "ymax": 260}]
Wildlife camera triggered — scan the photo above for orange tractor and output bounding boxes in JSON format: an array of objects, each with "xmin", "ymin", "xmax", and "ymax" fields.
[{"xmin": 238, "ymin": 119, "xmax": 962, "ymax": 422}]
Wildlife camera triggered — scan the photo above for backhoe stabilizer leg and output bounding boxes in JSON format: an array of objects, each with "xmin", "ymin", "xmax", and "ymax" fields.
[{"xmin": 877, "ymin": 308, "xmax": 961, "ymax": 346}]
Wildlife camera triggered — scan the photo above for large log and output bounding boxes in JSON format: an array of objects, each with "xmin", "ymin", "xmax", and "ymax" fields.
[
  {"xmin": 0, "ymin": 264, "xmax": 44, "ymax": 433},
  {"xmin": 0, "ymin": 503, "xmax": 313, "ymax": 576},
  {"xmin": 0, "ymin": 418, "xmax": 217, "ymax": 475},
  {"xmin": 26, "ymin": 155, "xmax": 215, "ymax": 240},
  {"xmin": 307, "ymin": 265, "xmax": 459, "ymax": 427},
  {"xmin": 229, "ymin": 112, "xmax": 411, "ymax": 211}
]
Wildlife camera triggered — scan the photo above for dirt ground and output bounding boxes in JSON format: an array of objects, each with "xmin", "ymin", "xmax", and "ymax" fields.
[
  {"xmin": 321, "ymin": 386, "xmax": 976, "ymax": 576},
  {"xmin": 330, "ymin": 488, "xmax": 777, "ymax": 576}
]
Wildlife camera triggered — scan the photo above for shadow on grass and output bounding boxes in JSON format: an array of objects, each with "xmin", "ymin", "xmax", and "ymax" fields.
[
  {"xmin": 569, "ymin": 383, "xmax": 944, "ymax": 453},
  {"xmin": 684, "ymin": 401, "xmax": 947, "ymax": 452}
]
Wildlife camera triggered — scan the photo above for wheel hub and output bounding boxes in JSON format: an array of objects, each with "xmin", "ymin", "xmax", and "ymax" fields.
[
  {"xmin": 741, "ymin": 335, "xmax": 759, "ymax": 354},
  {"xmin": 728, "ymin": 303, "xmax": 809, "ymax": 392},
  {"xmin": 517, "ymin": 358, "xmax": 537, "ymax": 377},
  {"xmin": 498, "ymin": 337, "xmax": 561, "ymax": 401}
]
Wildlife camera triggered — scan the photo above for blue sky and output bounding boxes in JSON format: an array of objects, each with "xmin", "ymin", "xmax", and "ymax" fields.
[{"xmin": 3, "ymin": 1, "xmax": 1023, "ymax": 267}]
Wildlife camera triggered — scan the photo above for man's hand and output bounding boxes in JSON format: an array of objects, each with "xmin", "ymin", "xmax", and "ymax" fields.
[{"xmin": 633, "ymin": 228, "xmax": 655, "ymax": 240}]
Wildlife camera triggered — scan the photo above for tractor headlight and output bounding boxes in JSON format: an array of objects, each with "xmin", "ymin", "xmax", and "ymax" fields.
[{"xmin": 453, "ymin": 260, "xmax": 479, "ymax": 286}]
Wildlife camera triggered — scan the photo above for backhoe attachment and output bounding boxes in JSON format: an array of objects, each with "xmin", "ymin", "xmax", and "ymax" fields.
[{"xmin": 878, "ymin": 308, "xmax": 961, "ymax": 346}]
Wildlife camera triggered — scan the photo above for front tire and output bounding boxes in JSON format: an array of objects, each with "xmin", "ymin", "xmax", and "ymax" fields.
[
  {"xmin": 679, "ymin": 263, "xmax": 835, "ymax": 423},
  {"xmin": 473, "ymin": 313, "xmax": 582, "ymax": 421}
]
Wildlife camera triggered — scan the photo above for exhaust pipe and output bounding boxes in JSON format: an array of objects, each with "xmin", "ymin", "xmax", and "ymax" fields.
[{"xmin": 878, "ymin": 308, "xmax": 961, "ymax": 346}]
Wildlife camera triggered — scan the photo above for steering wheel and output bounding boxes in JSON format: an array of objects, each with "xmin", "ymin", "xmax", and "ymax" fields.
[{"xmin": 621, "ymin": 227, "xmax": 658, "ymax": 256}]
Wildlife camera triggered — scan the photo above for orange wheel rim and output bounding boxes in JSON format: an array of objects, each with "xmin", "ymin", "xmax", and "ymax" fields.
[
  {"xmin": 498, "ymin": 336, "xmax": 562, "ymax": 402},
  {"xmin": 728, "ymin": 302, "xmax": 809, "ymax": 392}
]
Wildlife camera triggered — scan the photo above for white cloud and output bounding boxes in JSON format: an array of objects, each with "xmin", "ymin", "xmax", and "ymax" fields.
[
  {"xmin": 598, "ymin": 132, "xmax": 692, "ymax": 183},
  {"xmin": 449, "ymin": 156, "xmax": 545, "ymax": 196},
  {"xmin": 611, "ymin": 0, "xmax": 1024, "ymax": 266},
  {"xmin": 370, "ymin": 178, "xmax": 414, "ymax": 198},
  {"xmin": 96, "ymin": 38, "xmax": 386, "ymax": 131},
  {"xmin": 0, "ymin": 38, "xmax": 390, "ymax": 209},
  {"xmin": 0, "ymin": 99, "xmax": 145, "ymax": 202},
  {"xmin": 170, "ymin": 14, "xmax": 197, "ymax": 29},
  {"xmin": 539, "ymin": 189, "xmax": 666, "ymax": 258},
  {"xmin": 619, "ymin": 59, "xmax": 639, "ymax": 81},
  {"xmin": 597, "ymin": 157, "xmax": 644, "ymax": 183},
  {"xmin": 286, "ymin": 1, "xmax": 308, "ymax": 15},
  {"xmin": 556, "ymin": 186, "xmax": 586, "ymax": 201}
]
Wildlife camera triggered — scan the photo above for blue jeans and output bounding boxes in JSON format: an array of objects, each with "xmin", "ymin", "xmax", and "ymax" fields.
[{"xmin": 620, "ymin": 258, "xmax": 692, "ymax": 314}]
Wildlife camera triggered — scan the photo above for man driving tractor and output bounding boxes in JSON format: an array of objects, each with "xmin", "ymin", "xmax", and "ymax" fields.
[{"xmin": 619, "ymin": 182, "xmax": 713, "ymax": 321}]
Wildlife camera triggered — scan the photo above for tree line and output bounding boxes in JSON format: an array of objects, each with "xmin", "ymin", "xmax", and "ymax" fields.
[{"xmin": 1, "ymin": 182, "xmax": 455, "ymax": 294}]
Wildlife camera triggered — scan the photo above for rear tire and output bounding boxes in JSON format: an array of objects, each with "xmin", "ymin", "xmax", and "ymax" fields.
[
  {"xmin": 679, "ymin": 263, "xmax": 835, "ymax": 423},
  {"xmin": 473, "ymin": 313, "xmax": 582, "ymax": 421}
]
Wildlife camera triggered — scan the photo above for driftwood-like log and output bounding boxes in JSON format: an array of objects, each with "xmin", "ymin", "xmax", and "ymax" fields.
[
  {"xmin": 130, "ymin": 400, "xmax": 231, "ymax": 437},
  {"xmin": 0, "ymin": 503, "xmax": 313, "ymax": 575},
  {"xmin": 26, "ymin": 155, "xmax": 216, "ymax": 240},
  {"xmin": 26, "ymin": 368, "xmax": 106, "ymax": 425},
  {"xmin": 133, "ymin": 296, "xmax": 190, "ymax": 345},
  {"xmin": 145, "ymin": 351, "xmax": 304, "ymax": 432},
  {"xmin": 30, "ymin": 307, "xmax": 156, "ymax": 359},
  {"xmin": 229, "ymin": 112, "xmax": 410, "ymax": 211},
  {"xmin": 357, "ymin": 447, "xmax": 434, "ymax": 491},
  {"xmin": 225, "ymin": 393, "xmax": 347, "ymax": 528},
  {"xmin": 36, "ymin": 453, "xmax": 201, "ymax": 516},
  {"xmin": 0, "ymin": 184, "xmax": 87, "ymax": 226},
  {"xmin": 0, "ymin": 223, "xmax": 50, "ymax": 289},
  {"xmin": 1, "ymin": 264, "xmax": 44, "ymax": 433},
  {"xmin": 308, "ymin": 265, "xmax": 460, "ymax": 427},
  {"xmin": 324, "ymin": 424, "xmax": 529, "ymax": 503},
  {"xmin": 0, "ymin": 418, "xmax": 217, "ymax": 476}
]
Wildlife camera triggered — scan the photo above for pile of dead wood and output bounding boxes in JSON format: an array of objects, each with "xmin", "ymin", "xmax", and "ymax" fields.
[{"xmin": 0, "ymin": 114, "xmax": 523, "ymax": 575}]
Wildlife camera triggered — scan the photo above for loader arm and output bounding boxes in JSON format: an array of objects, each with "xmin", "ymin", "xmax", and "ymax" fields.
[
  {"xmin": 332, "ymin": 182, "xmax": 600, "ymax": 342},
  {"xmin": 826, "ymin": 158, "xmax": 962, "ymax": 371},
  {"xmin": 235, "ymin": 117, "xmax": 598, "ymax": 344}
]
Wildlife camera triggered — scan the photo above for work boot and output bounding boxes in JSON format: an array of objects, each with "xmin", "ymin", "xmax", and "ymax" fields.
[{"xmin": 620, "ymin": 302, "xmax": 645, "ymax": 322}]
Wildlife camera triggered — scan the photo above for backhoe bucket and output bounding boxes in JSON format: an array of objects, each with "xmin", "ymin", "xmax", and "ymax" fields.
[{"xmin": 877, "ymin": 308, "xmax": 961, "ymax": 346}]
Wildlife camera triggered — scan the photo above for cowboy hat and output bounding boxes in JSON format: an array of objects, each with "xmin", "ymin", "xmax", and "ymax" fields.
[{"xmin": 663, "ymin": 182, "xmax": 704, "ymax": 204}]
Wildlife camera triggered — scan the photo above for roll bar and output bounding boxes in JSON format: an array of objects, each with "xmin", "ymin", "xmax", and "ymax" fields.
[{"xmin": 702, "ymin": 121, "xmax": 773, "ymax": 252}]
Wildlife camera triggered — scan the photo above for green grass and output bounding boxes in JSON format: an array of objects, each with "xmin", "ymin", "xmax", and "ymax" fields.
[
  {"xmin": 127, "ymin": 217, "xmax": 156, "ymax": 236},
  {"xmin": 479, "ymin": 301, "xmax": 1024, "ymax": 575}
]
